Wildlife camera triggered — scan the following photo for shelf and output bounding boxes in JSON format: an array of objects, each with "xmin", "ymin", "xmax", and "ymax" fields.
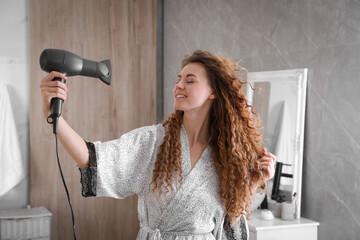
[{"xmin": 248, "ymin": 210, "xmax": 319, "ymax": 231}]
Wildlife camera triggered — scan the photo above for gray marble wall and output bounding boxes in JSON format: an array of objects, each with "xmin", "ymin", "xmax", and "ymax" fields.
[
  {"xmin": 162, "ymin": 0, "xmax": 360, "ymax": 239},
  {"xmin": 0, "ymin": 0, "xmax": 29, "ymax": 209}
]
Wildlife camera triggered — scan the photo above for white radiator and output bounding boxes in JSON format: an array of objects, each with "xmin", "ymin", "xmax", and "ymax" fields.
[{"xmin": 0, "ymin": 207, "xmax": 52, "ymax": 240}]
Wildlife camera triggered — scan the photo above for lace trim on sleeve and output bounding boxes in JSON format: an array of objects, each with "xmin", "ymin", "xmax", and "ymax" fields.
[
  {"xmin": 79, "ymin": 141, "xmax": 97, "ymax": 197},
  {"xmin": 86, "ymin": 141, "xmax": 97, "ymax": 167},
  {"xmin": 223, "ymin": 215, "xmax": 249, "ymax": 240}
]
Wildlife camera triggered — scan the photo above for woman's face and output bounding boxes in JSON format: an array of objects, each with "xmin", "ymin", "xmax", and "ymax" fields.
[{"xmin": 173, "ymin": 62, "xmax": 215, "ymax": 112}]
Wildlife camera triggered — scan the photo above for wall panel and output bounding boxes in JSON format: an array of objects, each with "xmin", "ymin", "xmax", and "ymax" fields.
[{"xmin": 29, "ymin": 0, "xmax": 156, "ymax": 239}]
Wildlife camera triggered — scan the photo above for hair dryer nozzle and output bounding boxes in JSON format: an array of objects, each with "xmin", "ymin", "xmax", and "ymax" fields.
[{"xmin": 99, "ymin": 60, "xmax": 111, "ymax": 85}]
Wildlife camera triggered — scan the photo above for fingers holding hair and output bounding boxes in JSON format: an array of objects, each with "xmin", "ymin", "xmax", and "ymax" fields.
[{"xmin": 260, "ymin": 147, "xmax": 277, "ymax": 179}]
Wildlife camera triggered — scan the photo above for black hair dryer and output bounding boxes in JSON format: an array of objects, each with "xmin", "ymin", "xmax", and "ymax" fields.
[{"xmin": 39, "ymin": 48, "xmax": 111, "ymax": 134}]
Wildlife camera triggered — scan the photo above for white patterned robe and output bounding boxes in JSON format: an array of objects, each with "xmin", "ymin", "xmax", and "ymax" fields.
[{"xmin": 80, "ymin": 124, "xmax": 248, "ymax": 240}]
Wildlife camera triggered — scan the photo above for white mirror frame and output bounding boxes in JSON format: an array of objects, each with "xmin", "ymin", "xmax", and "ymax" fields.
[{"xmin": 247, "ymin": 69, "xmax": 307, "ymax": 219}]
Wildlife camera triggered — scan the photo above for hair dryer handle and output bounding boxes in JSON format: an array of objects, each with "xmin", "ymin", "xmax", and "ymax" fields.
[{"xmin": 47, "ymin": 77, "xmax": 66, "ymax": 134}]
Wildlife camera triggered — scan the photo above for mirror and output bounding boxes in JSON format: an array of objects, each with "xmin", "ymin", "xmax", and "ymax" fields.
[{"xmin": 246, "ymin": 69, "xmax": 307, "ymax": 219}]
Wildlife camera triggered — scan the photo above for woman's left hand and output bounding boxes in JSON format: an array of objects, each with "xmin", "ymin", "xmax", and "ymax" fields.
[{"xmin": 259, "ymin": 147, "xmax": 276, "ymax": 180}]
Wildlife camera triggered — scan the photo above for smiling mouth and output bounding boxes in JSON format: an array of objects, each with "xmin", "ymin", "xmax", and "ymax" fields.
[{"xmin": 175, "ymin": 95, "xmax": 187, "ymax": 98}]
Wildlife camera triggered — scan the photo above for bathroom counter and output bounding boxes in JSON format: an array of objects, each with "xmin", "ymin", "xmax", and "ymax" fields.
[{"xmin": 248, "ymin": 211, "xmax": 319, "ymax": 240}]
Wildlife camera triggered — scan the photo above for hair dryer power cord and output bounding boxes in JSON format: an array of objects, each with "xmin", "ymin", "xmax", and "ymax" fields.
[{"xmin": 55, "ymin": 133, "xmax": 77, "ymax": 240}]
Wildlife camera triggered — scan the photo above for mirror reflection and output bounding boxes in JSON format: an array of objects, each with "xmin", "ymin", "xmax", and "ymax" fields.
[{"xmin": 247, "ymin": 69, "xmax": 307, "ymax": 219}]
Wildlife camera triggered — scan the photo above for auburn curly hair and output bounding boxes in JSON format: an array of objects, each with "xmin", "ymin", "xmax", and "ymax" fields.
[{"xmin": 150, "ymin": 50, "xmax": 267, "ymax": 220}]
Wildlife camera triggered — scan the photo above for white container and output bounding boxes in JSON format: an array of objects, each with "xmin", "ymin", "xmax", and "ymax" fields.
[
  {"xmin": 274, "ymin": 202, "xmax": 282, "ymax": 218},
  {"xmin": 281, "ymin": 202, "xmax": 294, "ymax": 220},
  {"xmin": 0, "ymin": 206, "xmax": 52, "ymax": 240}
]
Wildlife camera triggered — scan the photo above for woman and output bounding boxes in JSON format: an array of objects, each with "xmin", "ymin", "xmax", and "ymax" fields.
[{"xmin": 40, "ymin": 50, "xmax": 276, "ymax": 240}]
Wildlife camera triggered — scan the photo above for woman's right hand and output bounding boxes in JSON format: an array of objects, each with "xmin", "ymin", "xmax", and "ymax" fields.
[{"xmin": 40, "ymin": 71, "xmax": 68, "ymax": 119}]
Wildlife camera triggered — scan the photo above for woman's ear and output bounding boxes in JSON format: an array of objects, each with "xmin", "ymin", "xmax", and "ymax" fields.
[{"xmin": 209, "ymin": 89, "xmax": 217, "ymax": 99}]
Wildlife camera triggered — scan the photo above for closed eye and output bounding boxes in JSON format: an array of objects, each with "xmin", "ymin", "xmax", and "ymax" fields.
[
  {"xmin": 176, "ymin": 79, "xmax": 194, "ymax": 84},
  {"xmin": 177, "ymin": 73, "xmax": 197, "ymax": 84}
]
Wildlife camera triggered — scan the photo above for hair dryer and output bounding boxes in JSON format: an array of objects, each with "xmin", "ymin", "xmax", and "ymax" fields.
[{"xmin": 39, "ymin": 48, "xmax": 111, "ymax": 134}]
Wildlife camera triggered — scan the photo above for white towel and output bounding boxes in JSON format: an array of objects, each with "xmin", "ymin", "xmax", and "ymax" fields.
[{"xmin": 0, "ymin": 83, "xmax": 25, "ymax": 197}]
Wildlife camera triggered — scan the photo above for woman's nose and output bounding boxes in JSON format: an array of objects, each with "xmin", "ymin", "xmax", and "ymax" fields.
[{"xmin": 176, "ymin": 80, "xmax": 185, "ymax": 89}]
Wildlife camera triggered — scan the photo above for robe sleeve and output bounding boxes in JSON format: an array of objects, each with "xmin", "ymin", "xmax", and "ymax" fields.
[
  {"xmin": 79, "ymin": 124, "xmax": 165, "ymax": 199},
  {"xmin": 222, "ymin": 215, "xmax": 249, "ymax": 240},
  {"xmin": 79, "ymin": 141, "xmax": 97, "ymax": 197}
]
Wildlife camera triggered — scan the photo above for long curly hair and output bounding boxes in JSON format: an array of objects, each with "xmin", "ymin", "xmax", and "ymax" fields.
[{"xmin": 150, "ymin": 50, "xmax": 267, "ymax": 220}]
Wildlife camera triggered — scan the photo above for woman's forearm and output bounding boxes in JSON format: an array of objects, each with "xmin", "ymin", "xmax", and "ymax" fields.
[
  {"xmin": 57, "ymin": 116, "xmax": 89, "ymax": 168},
  {"xmin": 251, "ymin": 173, "xmax": 261, "ymax": 195}
]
